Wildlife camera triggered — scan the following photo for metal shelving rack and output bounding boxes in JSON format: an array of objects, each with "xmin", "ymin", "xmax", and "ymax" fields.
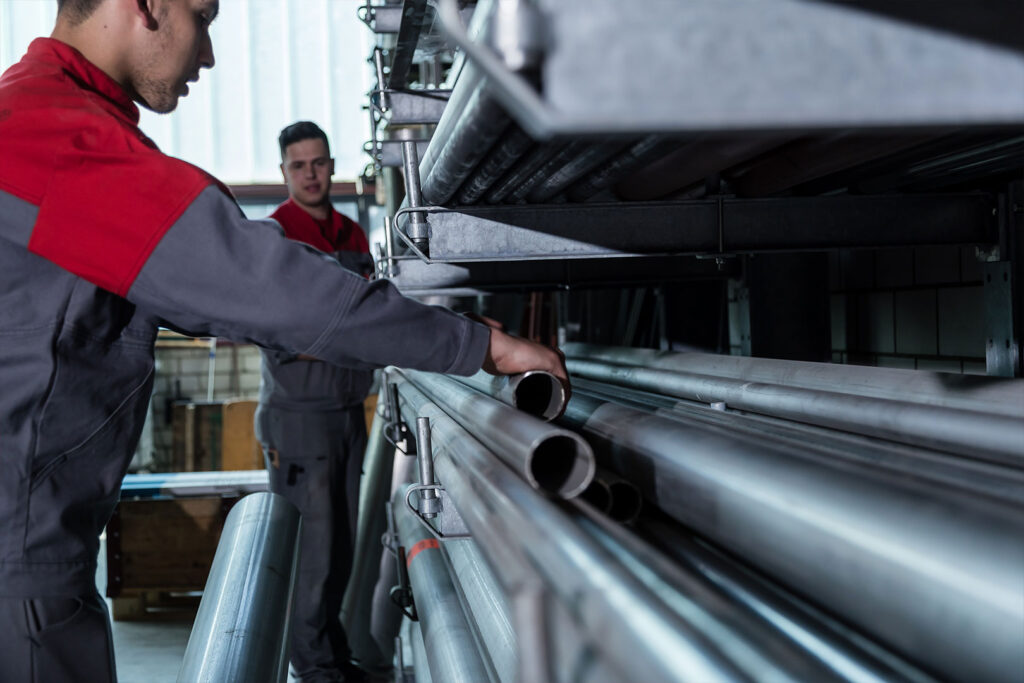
[
  {"xmin": 351, "ymin": 4, "xmax": 1024, "ymax": 681},
  {"xmin": 361, "ymin": 1, "xmax": 1023, "ymax": 326}
]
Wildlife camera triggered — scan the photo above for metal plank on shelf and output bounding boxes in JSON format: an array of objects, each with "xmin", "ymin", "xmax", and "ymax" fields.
[
  {"xmin": 385, "ymin": 89, "xmax": 452, "ymax": 125},
  {"xmin": 438, "ymin": 0, "xmax": 1024, "ymax": 139},
  {"xmin": 396, "ymin": 194, "xmax": 996, "ymax": 262}
]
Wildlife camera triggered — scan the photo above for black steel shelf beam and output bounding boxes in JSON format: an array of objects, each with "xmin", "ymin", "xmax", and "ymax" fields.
[
  {"xmin": 397, "ymin": 194, "xmax": 996, "ymax": 263},
  {"xmin": 383, "ymin": 255, "xmax": 734, "ymax": 295}
]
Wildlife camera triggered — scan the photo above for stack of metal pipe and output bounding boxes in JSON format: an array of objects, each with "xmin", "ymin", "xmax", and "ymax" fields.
[
  {"xmin": 362, "ymin": 353, "xmax": 1024, "ymax": 683},
  {"xmin": 560, "ymin": 344, "xmax": 1024, "ymax": 683}
]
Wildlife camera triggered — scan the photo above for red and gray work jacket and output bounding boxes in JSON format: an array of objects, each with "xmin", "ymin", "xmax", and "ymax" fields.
[
  {"xmin": 259, "ymin": 199, "xmax": 376, "ymax": 412},
  {"xmin": 0, "ymin": 38, "xmax": 488, "ymax": 598}
]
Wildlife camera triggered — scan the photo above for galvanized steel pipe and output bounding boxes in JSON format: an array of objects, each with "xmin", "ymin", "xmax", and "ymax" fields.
[
  {"xmin": 562, "ymin": 392, "xmax": 1024, "ymax": 683},
  {"xmin": 399, "ymin": 368, "xmax": 593, "ymax": 498},
  {"xmin": 455, "ymin": 125, "xmax": 534, "ymax": 204},
  {"xmin": 453, "ymin": 369, "xmax": 567, "ymax": 421},
  {"xmin": 573, "ymin": 377, "xmax": 1024, "ymax": 506},
  {"xmin": 409, "ymin": 618, "xmax": 433, "ymax": 683},
  {"xmin": 639, "ymin": 519, "xmax": 939, "ymax": 683},
  {"xmin": 443, "ymin": 539, "xmax": 519, "ymax": 683},
  {"xmin": 566, "ymin": 358, "xmax": 1024, "ymax": 465},
  {"xmin": 566, "ymin": 136, "xmax": 675, "ymax": 201},
  {"xmin": 526, "ymin": 141, "xmax": 628, "ymax": 203},
  {"xmin": 177, "ymin": 492, "xmax": 301, "ymax": 683},
  {"xmin": 485, "ymin": 142, "xmax": 570, "ymax": 204},
  {"xmin": 591, "ymin": 468, "xmax": 643, "ymax": 524},
  {"xmin": 394, "ymin": 485, "xmax": 492, "ymax": 683},
  {"xmin": 418, "ymin": 61, "xmax": 512, "ymax": 205},
  {"xmin": 569, "ymin": 503, "xmax": 909, "ymax": 683},
  {"xmin": 564, "ymin": 343, "xmax": 1024, "ymax": 419},
  {"xmin": 342, "ymin": 406, "xmax": 393, "ymax": 673},
  {"xmin": 394, "ymin": 378, "xmax": 755, "ymax": 682}
]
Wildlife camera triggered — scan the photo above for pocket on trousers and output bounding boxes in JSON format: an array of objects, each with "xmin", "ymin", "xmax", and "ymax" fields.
[{"xmin": 26, "ymin": 597, "xmax": 84, "ymax": 635}]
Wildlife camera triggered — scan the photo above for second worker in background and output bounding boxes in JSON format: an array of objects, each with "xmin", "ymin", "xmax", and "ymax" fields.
[{"xmin": 257, "ymin": 121, "xmax": 375, "ymax": 683}]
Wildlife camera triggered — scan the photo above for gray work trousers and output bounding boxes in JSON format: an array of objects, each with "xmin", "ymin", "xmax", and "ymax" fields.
[
  {"xmin": 0, "ymin": 590, "xmax": 116, "ymax": 683},
  {"xmin": 258, "ymin": 404, "xmax": 368, "ymax": 683}
]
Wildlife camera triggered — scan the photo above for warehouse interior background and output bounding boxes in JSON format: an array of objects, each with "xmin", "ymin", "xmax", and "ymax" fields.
[{"xmin": 2, "ymin": 1, "xmax": 1023, "ymax": 682}]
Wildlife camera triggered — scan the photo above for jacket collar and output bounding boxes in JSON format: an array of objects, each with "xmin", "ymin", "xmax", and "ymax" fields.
[{"xmin": 26, "ymin": 37, "xmax": 139, "ymax": 124}]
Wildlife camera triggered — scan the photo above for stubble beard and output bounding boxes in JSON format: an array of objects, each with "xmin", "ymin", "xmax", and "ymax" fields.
[
  {"xmin": 131, "ymin": 12, "xmax": 183, "ymax": 114},
  {"xmin": 133, "ymin": 76, "xmax": 180, "ymax": 114}
]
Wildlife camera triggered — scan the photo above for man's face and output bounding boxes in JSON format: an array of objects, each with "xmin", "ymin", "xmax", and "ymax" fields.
[
  {"xmin": 131, "ymin": 0, "xmax": 218, "ymax": 113},
  {"xmin": 281, "ymin": 138, "xmax": 334, "ymax": 210}
]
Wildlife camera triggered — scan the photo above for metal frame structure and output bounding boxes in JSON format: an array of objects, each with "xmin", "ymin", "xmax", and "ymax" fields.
[
  {"xmin": 346, "ymin": 4, "xmax": 1024, "ymax": 682},
  {"xmin": 357, "ymin": 0, "xmax": 1024, "ymax": 303}
]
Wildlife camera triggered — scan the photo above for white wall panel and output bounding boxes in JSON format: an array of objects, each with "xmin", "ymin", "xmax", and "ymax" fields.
[{"xmin": 1, "ymin": 0, "xmax": 373, "ymax": 183}]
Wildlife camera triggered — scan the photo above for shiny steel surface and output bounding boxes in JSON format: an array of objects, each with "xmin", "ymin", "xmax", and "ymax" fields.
[
  {"xmin": 566, "ymin": 357, "xmax": 1024, "ymax": 465},
  {"xmin": 401, "ymin": 368, "xmax": 593, "ymax": 497},
  {"xmin": 570, "ymin": 502, "xmax": 896, "ymax": 683},
  {"xmin": 410, "ymin": 619, "xmax": 434, "ymax": 683},
  {"xmin": 572, "ymin": 377, "xmax": 1024, "ymax": 506},
  {"xmin": 454, "ymin": 368, "xmax": 567, "ymax": 421},
  {"xmin": 590, "ymin": 468, "xmax": 643, "ymax": 524},
  {"xmin": 563, "ymin": 392, "xmax": 1024, "ymax": 683},
  {"xmin": 443, "ymin": 539, "xmax": 519, "ymax": 683},
  {"xmin": 342, "ymin": 407, "xmax": 393, "ymax": 672},
  {"xmin": 394, "ymin": 485, "xmax": 492, "ymax": 683},
  {"xmin": 418, "ymin": 61, "xmax": 511, "ymax": 205},
  {"xmin": 177, "ymin": 492, "xmax": 301, "ymax": 683},
  {"xmin": 640, "ymin": 519, "xmax": 938, "ymax": 683},
  {"xmin": 395, "ymin": 376, "xmax": 782, "ymax": 683},
  {"xmin": 564, "ymin": 343, "xmax": 1024, "ymax": 418}
]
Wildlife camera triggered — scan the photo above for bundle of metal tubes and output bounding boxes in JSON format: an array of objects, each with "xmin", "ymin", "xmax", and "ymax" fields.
[{"xmin": 353, "ymin": 345, "xmax": 1024, "ymax": 683}]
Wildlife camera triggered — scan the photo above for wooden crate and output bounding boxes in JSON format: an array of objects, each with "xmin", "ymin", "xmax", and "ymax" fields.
[
  {"xmin": 221, "ymin": 399, "xmax": 263, "ymax": 470},
  {"xmin": 106, "ymin": 495, "xmax": 240, "ymax": 620}
]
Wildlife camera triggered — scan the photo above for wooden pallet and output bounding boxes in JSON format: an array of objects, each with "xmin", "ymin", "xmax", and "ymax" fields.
[{"xmin": 106, "ymin": 495, "xmax": 240, "ymax": 620}]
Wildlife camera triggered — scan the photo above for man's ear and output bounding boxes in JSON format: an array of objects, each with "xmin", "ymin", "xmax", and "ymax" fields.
[
  {"xmin": 329, "ymin": 158, "xmax": 335, "ymax": 178},
  {"xmin": 132, "ymin": 0, "xmax": 159, "ymax": 30},
  {"xmin": 280, "ymin": 163, "xmax": 288, "ymax": 184}
]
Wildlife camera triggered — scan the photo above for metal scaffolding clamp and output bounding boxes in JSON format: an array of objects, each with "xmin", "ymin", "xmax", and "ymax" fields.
[
  {"xmin": 390, "ymin": 543, "xmax": 418, "ymax": 621},
  {"xmin": 404, "ymin": 416, "xmax": 471, "ymax": 539},
  {"xmin": 384, "ymin": 382, "xmax": 416, "ymax": 455},
  {"xmin": 400, "ymin": 140, "xmax": 431, "ymax": 256},
  {"xmin": 404, "ymin": 484, "xmax": 471, "ymax": 540},
  {"xmin": 415, "ymin": 417, "xmax": 440, "ymax": 518}
]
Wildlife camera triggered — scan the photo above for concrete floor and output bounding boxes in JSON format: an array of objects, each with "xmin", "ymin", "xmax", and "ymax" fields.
[{"xmin": 110, "ymin": 619, "xmax": 194, "ymax": 683}]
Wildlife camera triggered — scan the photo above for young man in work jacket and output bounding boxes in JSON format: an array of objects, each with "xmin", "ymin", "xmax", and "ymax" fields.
[
  {"xmin": 0, "ymin": 1, "xmax": 568, "ymax": 681},
  {"xmin": 258, "ymin": 120, "xmax": 379, "ymax": 683}
]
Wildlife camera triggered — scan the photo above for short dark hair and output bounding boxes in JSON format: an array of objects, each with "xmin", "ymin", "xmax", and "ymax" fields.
[
  {"xmin": 56, "ymin": 0, "xmax": 104, "ymax": 25},
  {"xmin": 279, "ymin": 121, "xmax": 331, "ymax": 159}
]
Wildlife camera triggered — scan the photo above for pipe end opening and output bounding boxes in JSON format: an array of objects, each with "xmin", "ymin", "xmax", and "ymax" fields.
[
  {"xmin": 514, "ymin": 372, "xmax": 566, "ymax": 421},
  {"xmin": 607, "ymin": 482, "xmax": 642, "ymax": 523},
  {"xmin": 530, "ymin": 435, "xmax": 593, "ymax": 497}
]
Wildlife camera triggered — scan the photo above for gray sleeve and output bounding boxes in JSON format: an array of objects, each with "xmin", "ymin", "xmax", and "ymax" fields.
[
  {"xmin": 128, "ymin": 186, "xmax": 490, "ymax": 375},
  {"xmin": 333, "ymin": 250, "xmax": 374, "ymax": 277}
]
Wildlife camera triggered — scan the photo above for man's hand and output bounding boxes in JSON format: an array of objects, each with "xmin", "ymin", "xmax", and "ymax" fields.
[{"xmin": 481, "ymin": 326, "xmax": 570, "ymax": 396}]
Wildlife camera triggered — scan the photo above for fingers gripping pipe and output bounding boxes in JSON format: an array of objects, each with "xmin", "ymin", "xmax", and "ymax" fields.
[{"xmin": 454, "ymin": 369, "xmax": 568, "ymax": 421}]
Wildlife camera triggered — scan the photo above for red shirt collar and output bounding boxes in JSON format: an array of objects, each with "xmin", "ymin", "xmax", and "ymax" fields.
[
  {"xmin": 272, "ymin": 198, "xmax": 368, "ymax": 254},
  {"xmin": 25, "ymin": 37, "xmax": 140, "ymax": 124}
]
